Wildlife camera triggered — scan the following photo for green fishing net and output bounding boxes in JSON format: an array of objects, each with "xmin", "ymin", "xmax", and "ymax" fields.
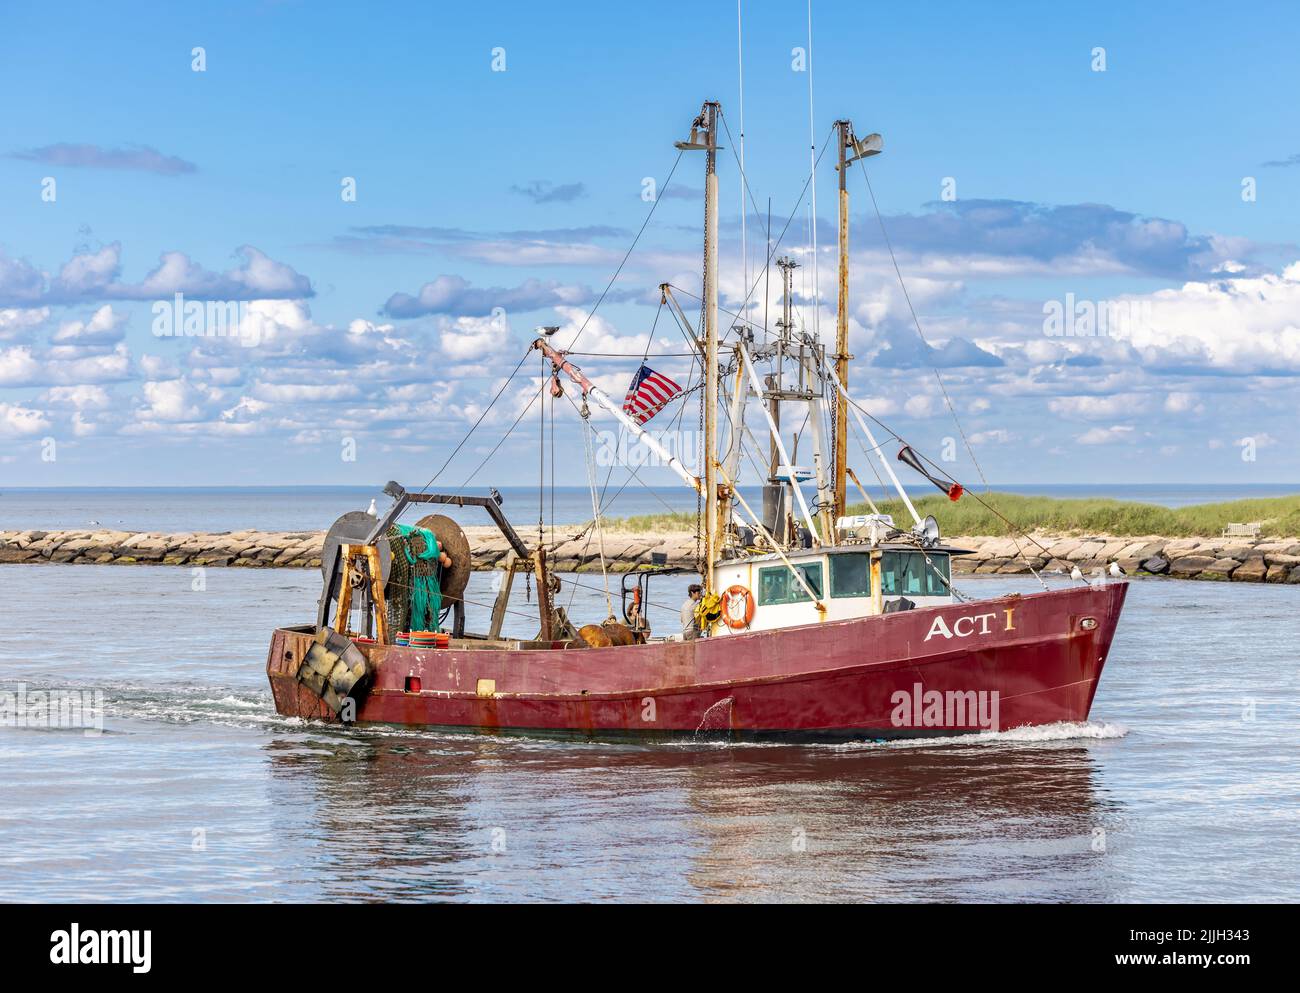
[{"xmin": 385, "ymin": 524, "xmax": 443, "ymax": 634}]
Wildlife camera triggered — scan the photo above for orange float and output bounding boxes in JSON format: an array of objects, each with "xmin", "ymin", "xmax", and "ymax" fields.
[{"xmin": 721, "ymin": 585, "xmax": 756, "ymax": 630}]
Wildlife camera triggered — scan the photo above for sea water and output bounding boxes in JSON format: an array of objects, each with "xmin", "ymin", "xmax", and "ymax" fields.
[{"xmin": 0, "ymin": 561, "xmax": 1295, "ymax": 902}]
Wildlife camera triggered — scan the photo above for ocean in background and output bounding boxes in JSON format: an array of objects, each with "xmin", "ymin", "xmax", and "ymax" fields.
[{"xmin": 1, "ymin": 483, "xmax": 1297, "ymax": 533}]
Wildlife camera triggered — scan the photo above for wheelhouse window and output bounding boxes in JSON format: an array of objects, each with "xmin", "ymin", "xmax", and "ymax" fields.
[
  {"xmin": 880, "ymin": 550, "xmax": 951, "ymax": 597},
  {"xmin": 757, "ymin": 562, "xmax": 823, "ymax": 605},
  {"xmin": 829, "ymin": 552, "xmax": 870, "ymax": 598}
]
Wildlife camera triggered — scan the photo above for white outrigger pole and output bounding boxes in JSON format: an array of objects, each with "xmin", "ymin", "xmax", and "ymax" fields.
[{"xmin": 530, "ymin": 339, "xmax": 701, "ymax": 495}]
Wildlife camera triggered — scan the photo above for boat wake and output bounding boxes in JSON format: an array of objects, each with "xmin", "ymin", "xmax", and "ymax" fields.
[
  {"xmin": 4, "ymin": 677, "xmax": 1129, "ymax": 753},
  {"xmin": 828, "ymin": 720, "xmax": 1130, "ymax": 752},
  {"xmin": 25, "ymin": 679, "xmax": 291, "ymax": 731}
]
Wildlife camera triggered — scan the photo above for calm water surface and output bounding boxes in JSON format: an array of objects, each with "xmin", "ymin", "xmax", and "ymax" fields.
[{"xmin": 0, "ymin": 564, "xmax": 1296, "ymax": 902}]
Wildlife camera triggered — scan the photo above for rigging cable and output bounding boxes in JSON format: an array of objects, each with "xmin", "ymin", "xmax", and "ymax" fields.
[
  {"xmin": 660, "ymin": 125, "xmax": 834, "ymax": 348},
  {"xmin": 416, "ymin": 141, "xmax": 683, "ymax": 501},
  {"xmin": 844, "ymin": 157, "xmax": 1053, "ymax": 584},
  {"xmin": 851, "ymin": 157, "xmax": 990, "ymax": 489},
  {"xmin": 837, "ymin": 387, "xmax": 1055, "ymax": 576},
  {"xmin": 562, "ymin": 150, "xmax": 685, "ymax": 353},
  {"xmin": 456, "ymin": 378, "xmax": 546, "ymax": 492},
  {"xmin": 670, "ymin": 126, "xmax": 832, "ymax": 348},
  {"xmin": 413, "ymin": 348, "xmax": 532, "ymax": 495}
]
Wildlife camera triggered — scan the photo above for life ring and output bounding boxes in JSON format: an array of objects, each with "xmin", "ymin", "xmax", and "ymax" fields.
[{"xmin": 721, "ymin": 585, "xmax": 756, "ymax": 629}]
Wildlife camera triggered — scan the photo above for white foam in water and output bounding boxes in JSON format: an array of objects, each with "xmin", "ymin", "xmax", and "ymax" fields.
[
  {"xmin": 828, "ymin": 720, "xmax": 1130, "ymax": 752},
  {"xmin": 84, "ymin": 675, "xmax": 1130, "ymax": 751}
]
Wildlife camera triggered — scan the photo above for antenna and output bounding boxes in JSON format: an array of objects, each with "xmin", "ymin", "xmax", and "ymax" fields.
[
  {"xmin": 805, "ymin": 0, "xmax": 820, "ymax": 344},
  {"xmin": 737, "ymin": 0, "xmax": 747, "ymax": 302}
]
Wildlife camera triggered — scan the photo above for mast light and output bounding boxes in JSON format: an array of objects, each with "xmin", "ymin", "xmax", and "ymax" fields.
[{"xmin": 846, "ymin": 132, "xmax": 883, "ymax": 165}]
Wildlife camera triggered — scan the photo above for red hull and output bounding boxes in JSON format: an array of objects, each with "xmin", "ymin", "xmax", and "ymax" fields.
[{"xmin": 267, "ymin": 583, "xmax": 1127, "ymax": 741}]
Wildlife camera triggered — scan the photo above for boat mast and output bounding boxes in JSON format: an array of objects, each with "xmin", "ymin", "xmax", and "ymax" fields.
[
  {"xmin": 832, "ymin": 122, "xmax": 882, "ymax": 522},
  {"xmin": 832, "ymin": 119, "xmax": 852, "ymax": 522},
  {"xmin": 676, "ymin": 101, "xmax": 722, "ymax": 590}
]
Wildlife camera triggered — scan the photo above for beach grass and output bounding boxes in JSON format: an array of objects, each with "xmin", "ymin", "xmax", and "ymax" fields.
[
  {"xmin": 608, "ymin": 492, "xmax": 1300, "ymax": 537},
  {"xmin": 610, "ymin": 511, "xmax": 700, "ymax": 532}
]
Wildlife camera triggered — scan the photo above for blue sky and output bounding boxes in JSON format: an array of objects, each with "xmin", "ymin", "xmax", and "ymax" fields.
[{"xmin": 2, "ymin": 0, "xmax": 1298, "ymax": 491}]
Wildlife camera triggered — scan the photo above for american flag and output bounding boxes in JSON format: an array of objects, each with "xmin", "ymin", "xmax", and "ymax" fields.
[{"xmin": 621, "ymin": 364, "xmax": 682, "ymax": 425}]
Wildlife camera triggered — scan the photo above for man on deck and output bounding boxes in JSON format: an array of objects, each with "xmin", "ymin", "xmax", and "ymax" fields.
[{"xmin": 681, "ymin": 583, "xmax": 703, "ymax": 640}]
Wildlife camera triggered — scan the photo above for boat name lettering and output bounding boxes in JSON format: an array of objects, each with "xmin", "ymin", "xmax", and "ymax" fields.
[{"xmin": 924, "ymin": 607, "xmax": 1015, "ymax": 642}]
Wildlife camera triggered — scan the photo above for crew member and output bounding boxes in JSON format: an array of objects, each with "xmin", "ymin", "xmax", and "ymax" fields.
[{"xmin": 680, "ymin": 583, "xmax": 703, "ymax": 640}]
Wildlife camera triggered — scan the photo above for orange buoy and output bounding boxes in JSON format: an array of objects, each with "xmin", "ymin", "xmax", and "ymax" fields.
[{"xmin": 721, "ymin": 585, "xmax": 756, "ymax": 630}]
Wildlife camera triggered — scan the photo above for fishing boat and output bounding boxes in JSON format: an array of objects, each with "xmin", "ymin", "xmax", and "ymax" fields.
[{"xmin": 266, "ymin": 101, "xmax": 1128, "ymax": 740}]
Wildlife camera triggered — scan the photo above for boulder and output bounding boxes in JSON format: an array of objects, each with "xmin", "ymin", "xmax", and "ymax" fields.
[
  {"xmin": 124, "ymin": 542, "xmax": 168, "ymax": 562},
  {"xmin": 1066, "ymin": 541, "xmax": 1105, "ymax": 562},
  {"xmin": 1098, "ymin": 539, "xmax": 1130, "ymax": 559},
  {"xmin": 1231, "ymin": 557, "xmax": 1267, "ymax": 582},
  {"xmin": 996, "ymin": 561, "xmax": 1035, "ymax": 574},
  {"xmin": 1140, "ymin": 554, "xmax": 1170, "ymax": 575},
  {"xmin": 192, "ymin": 556, "xmax": 232, "ymax": 568},
  {"xmin": 980, "ymin": 538, "xmax": 1023, "ymax": 559},
  {"xmin": 1168, "ymin": 555, "xmax": 1216, "ymax": 578},
  {"xmin": 1046, "ymin": 538, "xmax": 1082, "ymax": 559},
  {"xmin": 1126, "ymin": 539, "xmax": 1164, "ymax": 560},
  {"xmin": 1217, "ymin": 544, "xmax": 1256, "ymax": 560},
  {"xmin": 1264, "ymin": 552, "xmax": 1300, "ymax": 566},
  {"xmin": 1200, "ymin": 557, "xmax": 1240, "ymax": 580}
]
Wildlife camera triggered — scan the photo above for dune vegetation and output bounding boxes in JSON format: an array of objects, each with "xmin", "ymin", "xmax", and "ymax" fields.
[{"xmin": 609, "ymin": 492, "xmax": 1300, "ymax": 538}]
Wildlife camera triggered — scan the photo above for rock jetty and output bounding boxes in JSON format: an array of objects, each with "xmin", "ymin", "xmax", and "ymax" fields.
[{"xmin": 1, "ymin": 527, "xmax": 1298, "ymax": 583}]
